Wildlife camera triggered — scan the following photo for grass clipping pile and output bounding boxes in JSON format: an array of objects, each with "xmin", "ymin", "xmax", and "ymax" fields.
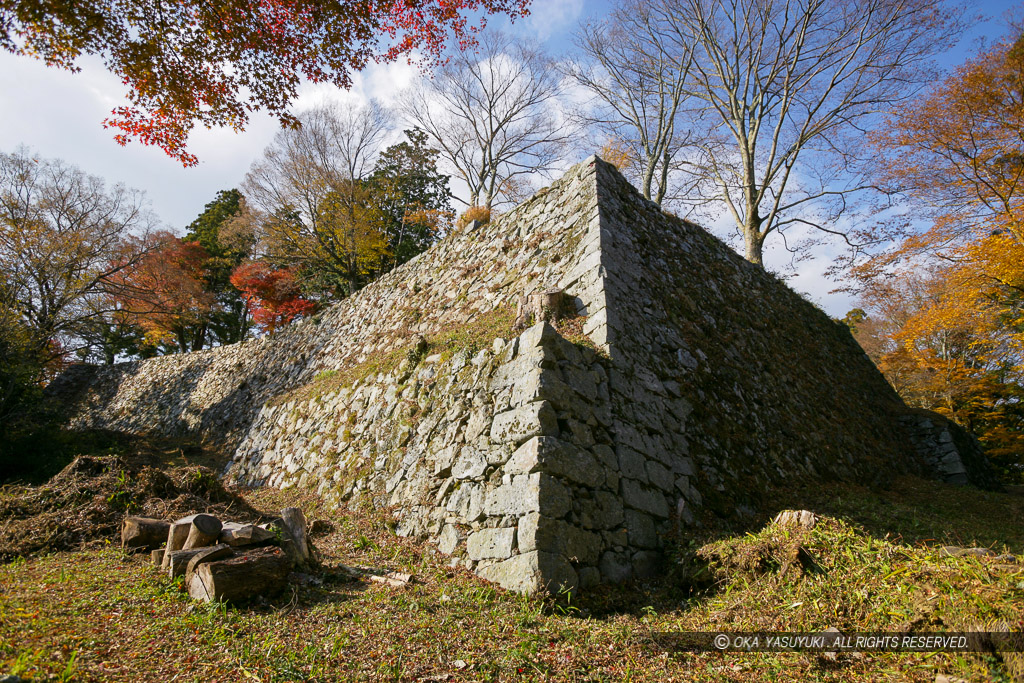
[{"xmin": 0, "ymin": 455, "xmax": 255, "ymax": 559}]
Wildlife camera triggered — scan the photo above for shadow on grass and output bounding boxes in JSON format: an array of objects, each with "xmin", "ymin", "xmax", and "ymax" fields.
[{"xmin": 568, "ymin": 475, "xmax": 1024, "ymax": 620}]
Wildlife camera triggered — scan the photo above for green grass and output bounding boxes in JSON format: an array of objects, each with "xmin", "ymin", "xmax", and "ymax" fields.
[
  {"xmin": 273, "ymin": 305, "xmax": 517, "ymax": 407},
  {"xmin": 1, "ymin": 475, "xmax": 1022, "ymax": 682}
]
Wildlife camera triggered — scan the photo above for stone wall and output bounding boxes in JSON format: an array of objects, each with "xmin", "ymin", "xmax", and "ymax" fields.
[{"xmin": 52, "ymin": 156, "xmax": 998, "ymax": 593}]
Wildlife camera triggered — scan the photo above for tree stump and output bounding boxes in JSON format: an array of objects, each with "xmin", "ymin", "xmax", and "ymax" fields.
[
  {"xmin": 121, "ymin": 517, "xmax": 170, "ymax": 551},
  {"xmin": 151, "ymin": 549, "xmax": 165, "ymax": 566},
  {"xmin": 281, "ymin": 508, "xmax": 310, "ymax": 566},
  {"xmin": 184, "ymin": 544, "xmax": 233, "ymax": 584},
  {"xmin": 166, "ymin": 548, "xmax": 208, "ymax": 579},
  {"xmin": 188, "ymin": 547, "xmax": 291, "ymax": 603},
  {"xmin": 164, "ymin": 514, "xmax": 198, "ymax": 567},
  {"xmin": 183, "ymin": 514, "xmax": 223, "ymax": 550}
]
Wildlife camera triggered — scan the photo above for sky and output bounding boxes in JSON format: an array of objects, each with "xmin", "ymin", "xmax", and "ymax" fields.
[{"xmin": 0, "ymin": 0, "xmax": 1018, "ymax": 317}]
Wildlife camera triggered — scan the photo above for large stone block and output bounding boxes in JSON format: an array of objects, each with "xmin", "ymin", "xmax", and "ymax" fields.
[
  {"xmin": 484, "ymin": 473, "xmax": 571, "ymax": 519},
  {"xmin": 505, "ymin": 436, "xmax": 604, "ymax": 488},
  {"xmin": 467, "ymin": 527, "xmax": 516, "ymax": 561},
  {"xmin": 490, "ymin": 401, "xmax": 558, "ymax": 445},
  {"xmin": 621, "ymin": 479, "xmax": 669, "ymax": 519},
  {"xmin": 518, "ymin": 513, "xmax": 601, "ymax": 564},
  {"xmin": 476, "ymin": 550, "xmax": 578, "ymax": 594}
]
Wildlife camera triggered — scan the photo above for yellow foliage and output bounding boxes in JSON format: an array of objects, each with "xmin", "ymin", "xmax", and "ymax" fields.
[
  {"xmin": 598, "ymin": 138, "xmax": 633, "ymax": 173},
  {"xmin": 456, "ymin": 206, "xmax": 491, "ymax": 231}
]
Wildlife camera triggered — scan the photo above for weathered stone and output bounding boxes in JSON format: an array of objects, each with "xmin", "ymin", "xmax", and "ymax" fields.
[
  {"xmin": 467, "ymin": 527, "xmax": 516, "ymax": 561},
  {"xmin": 616, "ymin": 446, "xmax": 648, "ymax": 483},
  {"xmin": 489, "ymin": 401, "xmax": 558, "ymax": 445},
  {"xmin": 438, "ymin": 524, "xmax": 460, "ymax": 555},
  {"xmin": 621, "ymin": 479, "xmax": 669, "ymax": 518},
  {"xmin": 599, "ymin": 551, "xmax": 632, "ymax": 583},
  {"xmin": 451, "ymin": 446, "xmax": 487, "ymax": 480},
  {"xmin": 631, "ymin": 550, "xmax": 662, "ymax": 579},
  {"xmin": 484, "ymin": 473, "xmax": 570, "ymax": 519},
  {"xmin": 624, "ymin": 510, "xmax": 658, "ymax": 549},
  {"xmin": 519, "ymin": 513, "xmax": 601, "ymax": 564},
  {"xmin": 476, "ymin": 550, "xmax": 578, "ymax": 594}
]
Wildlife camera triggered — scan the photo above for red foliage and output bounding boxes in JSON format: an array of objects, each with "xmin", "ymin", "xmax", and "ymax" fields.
[
  {"xmin": 230, "ymin": 261, "xmax": 315, "ymax": 332},
  {"xmin": 4, "ymin": 0, "xmax": 531, "ymax": 166}
]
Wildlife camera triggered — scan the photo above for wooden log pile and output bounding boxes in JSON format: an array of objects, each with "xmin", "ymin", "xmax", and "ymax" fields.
[{"xmin": 121, "ymin": 506, "xmax": 314, "ymax": 603}]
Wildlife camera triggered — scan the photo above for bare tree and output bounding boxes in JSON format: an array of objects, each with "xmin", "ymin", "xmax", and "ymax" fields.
[
  {"xmin": 569, "ymin": 0, "xmax": 698, "ymax": 205},
  {"xmin": 574, "ymin": 0, "xmax": 963, "ymax": 266},
  {"xmin": 399, "ymin": 31, "xmax": 572, "ymax": 210},
  {"xmin": 0, "ymin": 147, "xmax": 157, "ymax": 360},
  {"xmin": 242, "ymin": 101, "xmax": 392, "ymax": 296}
]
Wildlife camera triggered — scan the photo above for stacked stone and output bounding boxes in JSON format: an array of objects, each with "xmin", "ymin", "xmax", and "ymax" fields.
[
  {"xmin": 54, "ymin": 160, "xmax": 607, "ymax": 452},
  {"xmin": 52, "ymin": 155, "xmax": 999, "ymax": 594}
]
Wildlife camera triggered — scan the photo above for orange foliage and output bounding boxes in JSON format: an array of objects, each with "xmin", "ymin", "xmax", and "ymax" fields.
[
  {"xmin": 869, "ymin": 29, "xmax": 1024, "ymax": 263},
  {"xmin": 456, "ymin": 206, "xmax": 491, "ymax": 231},
  {"xmin": 852, "ymin": 264, "xmax": 1024, "ymax": 480},
  {"xmin": 111, "ymin": 233, "xmax": 216, "ymax": 351},
  {"xmin": 598, "ymin": 138, "xmax": 633, "ymax": 174}
]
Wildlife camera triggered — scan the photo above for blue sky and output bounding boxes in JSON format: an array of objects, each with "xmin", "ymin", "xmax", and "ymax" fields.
[{"xmin": 0, "ymin": 0, "xmax": 1018, "ymax": 315}]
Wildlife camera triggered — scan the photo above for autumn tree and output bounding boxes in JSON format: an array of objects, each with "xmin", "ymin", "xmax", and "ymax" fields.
[
  {"xmin": 243, "ymin": 104, "xmax": 391, "ymax": 297},
  {"xmin": 0, "ymin": 147, "xmax": 156, "ymax": 362},
  {"xmin": 0, "ymin": 0, "xmax": 531, "ymax": 165},
  {"xmin": 869, "ymin": 26, "xmax": 1024, "ymax": 266},
  {"xmin": 849, "ymin": 24, "xmax": 1024, "ymax": 481},
  {"xmin": 111, "ymin": 233, "xmax": 218, "ymax": 353},
  {"xmin": 230, "ymin": 262, "xmax": 315, "ymax": 333},
  {"xmin": 850, "ymin": 261, "xmax": 1024, "ymax": 481},
  {"xmin": 399, "ymin": 30, "xmax": 572, "ymax": 209},
  {"xmin": 368, "ymin": 129, "xmax": 453, "ymax": 267}
]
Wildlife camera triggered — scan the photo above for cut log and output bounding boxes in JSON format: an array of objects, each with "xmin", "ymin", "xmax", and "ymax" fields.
[
  {"xmin": 369, "ymin": 571, "xmax": 413, "ymax": 587},
  {"xmin": 151, "ymin": 549, "xmax": 165, "ymax": 566},
  {"xmin": 166, "ymin": 548, "xmax": 208, "ymax": 579},
  {"xmin": 184, "ymin": 544, "xmax": 233, "ymax": 584},
  {"xmin": 121, "ymin": 516, "xmax": 170, "ymax": 551},
  {"xmin": 281, "ymin": 508, "xmax": 310, "ymax": 566},
  {"xmin": 182, "ymin": 514, "xmax": 223, "ymax": 550},
  {"xmin": 164, "ymin": 514, "xmax": 198, "ymax": 567},
  {"xmin": 188, "ymin": 547, "xmax": 291, "ymax": 603},
  {"xmin": 219, "ymin": 522, "xmax": 275, "ymax": 547}
]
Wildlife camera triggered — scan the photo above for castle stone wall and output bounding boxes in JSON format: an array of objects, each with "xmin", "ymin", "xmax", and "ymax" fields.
[{"xmin": 50, "ymin": 156, "xmax": 997, "ymax": 593}]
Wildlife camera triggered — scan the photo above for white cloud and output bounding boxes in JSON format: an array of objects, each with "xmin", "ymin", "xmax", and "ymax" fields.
[
  {"xmin": 0, "ymin": 53, "xmax": 422, "ymax": 231},
  {"xmin": 523, "ymin": 0, "xmax": 585, "ymax": 40}
]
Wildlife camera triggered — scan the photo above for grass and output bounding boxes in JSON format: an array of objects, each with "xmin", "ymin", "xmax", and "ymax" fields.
[
  {"xmin": 1, "ymin": 469, "xmax": 1023, "ymax": 682},
  {"xmin": 273, "ymin": 305, "xmax": 518, "ymax": 408}
]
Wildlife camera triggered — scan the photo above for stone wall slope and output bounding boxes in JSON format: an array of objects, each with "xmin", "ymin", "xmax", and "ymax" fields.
[{"xmin": 50, "ymin": 156, "xmax": 998, "ymax": 593}]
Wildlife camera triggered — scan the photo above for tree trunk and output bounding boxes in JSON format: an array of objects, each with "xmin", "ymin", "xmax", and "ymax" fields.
[
  {"xmin": 743, "ymin": 219, "xmax": 765, "ymax": 266},
  {"xmin": 163, "ymin": 515, "xmax": 197, "ymax": 567},
  {"xmin": 184, "ymin": 543, "xmax": 233, "ymax": 584},
  {"xmin": 166, "ymin": 548, "xmax": 209, "ymax": 578},
  {"xmin": 183, "ymin": 514, "xmax": 223, "ymax": 550},
  {"xmin": 121, "ymin": 517, "xmax": 170, "ymax": 551},
  {"xmin": 187, "ymin": 547, "xmax": 291, "ymax": 603},
  {"xmin": 281, "ymin": 507, "xmax": 311, "ymax": 566}
]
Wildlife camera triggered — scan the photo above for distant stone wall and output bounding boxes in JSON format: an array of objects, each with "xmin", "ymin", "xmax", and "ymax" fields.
[{"xmin": 51, "ymin": 156, "xmax": 998, "ymax": 593}]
